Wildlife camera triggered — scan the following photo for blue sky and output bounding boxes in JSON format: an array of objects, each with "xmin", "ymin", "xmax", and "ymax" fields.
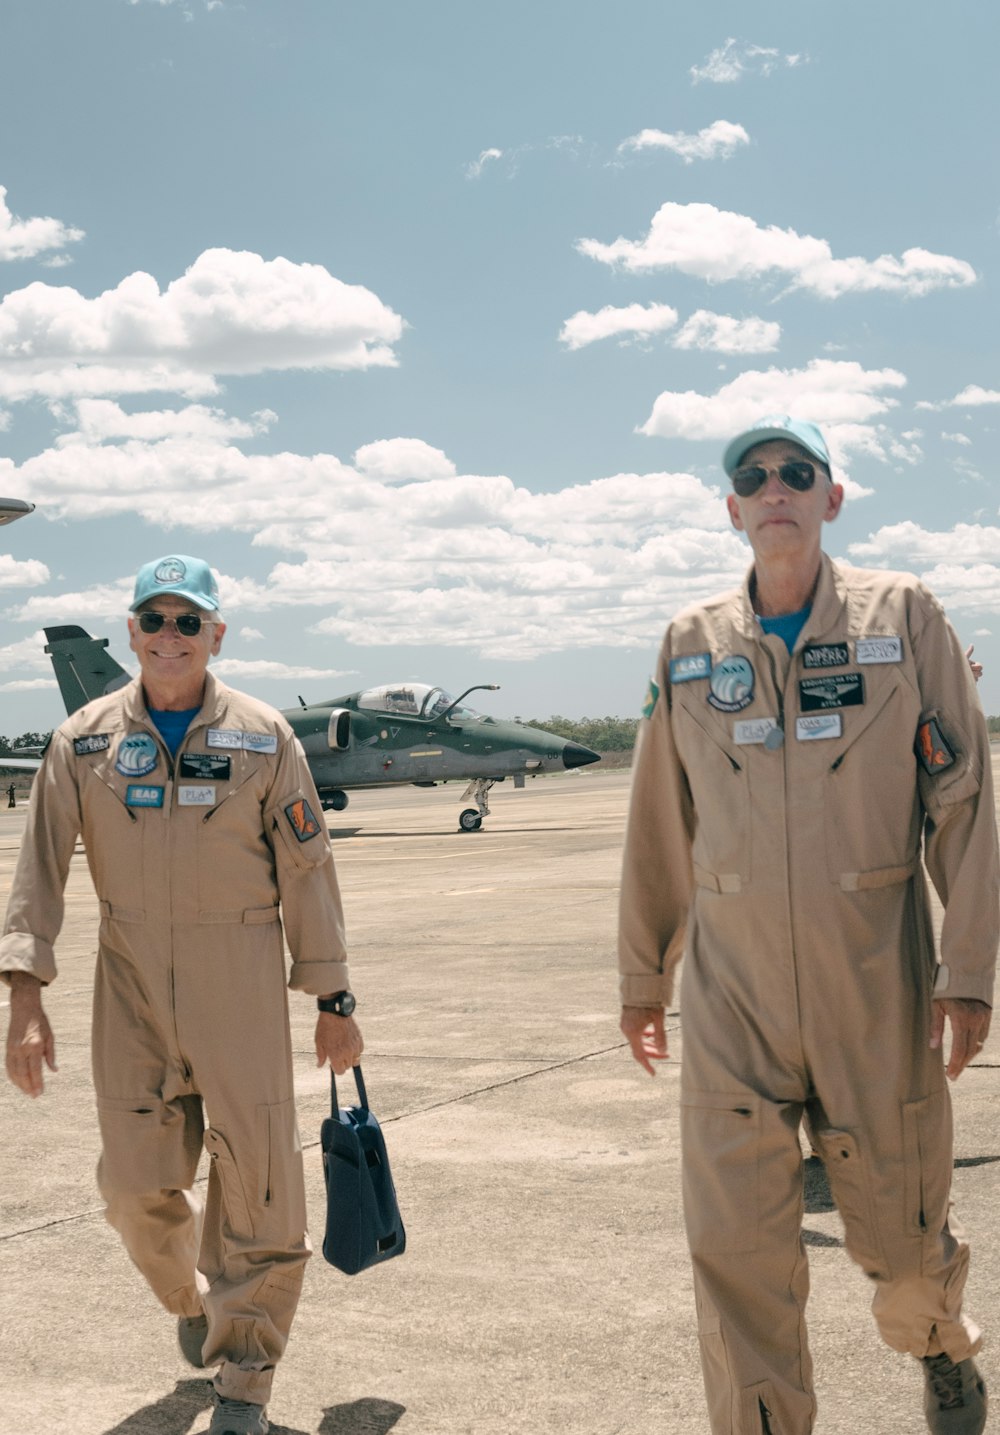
[{"xmin": 0, "ymin": 0, "xmax": 997, "ymax": 731}]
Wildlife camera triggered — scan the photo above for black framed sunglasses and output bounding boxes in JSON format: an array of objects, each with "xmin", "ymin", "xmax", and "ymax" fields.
[
  {"xmin": 731, "ymin": 460, "xmax": 818, "ymax": 498},
  {"xmin": 137, "ymin": 611, "xmax": 214, "ymax": 637}
]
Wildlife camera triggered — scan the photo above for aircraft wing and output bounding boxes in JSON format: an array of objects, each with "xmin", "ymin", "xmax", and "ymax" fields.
[{"xmin": 44, "ymin": 625, "xmax": 131, "ymax": 715}]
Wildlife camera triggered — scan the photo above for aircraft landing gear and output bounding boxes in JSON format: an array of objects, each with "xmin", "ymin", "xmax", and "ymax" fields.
[
  {"xmin": 458, "ymin": 777, "xmax": 496, "ymax": 832},
  {"xmin": 321, "ymin": 790, "xmax": 349, "ymax": 812}
]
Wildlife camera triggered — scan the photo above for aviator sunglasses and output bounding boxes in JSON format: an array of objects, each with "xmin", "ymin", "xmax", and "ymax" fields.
[
  {"xmin": 730, "ymin": 459, "xmax": 819, "ymax": 499},
  {"xmin": 136, "ymin": 611, "xmax": 214, "ymax": 637}
]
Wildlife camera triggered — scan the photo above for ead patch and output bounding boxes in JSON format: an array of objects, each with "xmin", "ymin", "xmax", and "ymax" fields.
[
  {"xmin": 856, "ymin": 635, "xmax": 903, "ymax": 665},
  {"xmin": 707, "ymin": 655, "xmax": 755, "ymax": 713},
  {"xmin": 242, "ymin": 731, "xmax": 278, "ymax": 755},
  {"xmin": 206, "ymin": 728, "xmax": 243, "ymax": 750},
  {"xmin": 799, "ymin": 673, "xmax": 865, "ymax": 711},
  {"xmin": 641, "ymin": 678, "xmax": 660, "ymax": 720},
  {"xmin": 125, "ymin": 784, "xmax": 164, "ymax": 808},
  {"xmin": 115, "ymin": 732, "xmax": 159, "ymax": 779},
  {"xmin": 916, "ymin": 718, "xmax": 956, "ymax": 775},
  {"xmin": 74, "ymin": 733, "xmax": 110, "ymax": 756},
  {"xmin": 801, "ymin": 643, "xmax": 848, "ymax": 670},
  {"xmin": 796, "ymin": 713, "xmax": 843, "ymax": 742},
  {"xmin": 180, "ymin": 753, "xmax": 231, "ymax": 781},
  {"xmin": 669, "ymin": 652, "xmax": 711, "ymax": 684},
  {"xmin": 285, "ymin": 796, "xmax": 322, "ymax": 842},
  {"xmin": 178, "ymin": 785, "xmax": 216, "ymax": 806}
]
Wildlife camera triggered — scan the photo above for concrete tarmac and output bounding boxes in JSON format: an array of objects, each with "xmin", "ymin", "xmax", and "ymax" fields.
[{"xmin": 1, "ymin": 764, "xmax": 998, "ymax": 1435}]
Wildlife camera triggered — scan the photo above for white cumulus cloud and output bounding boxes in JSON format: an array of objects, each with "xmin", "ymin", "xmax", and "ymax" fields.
[
  {"xmin": 673, "ymin": 310, "xmax": 780, "ymax": 354},
  {"xmin": 690, "ymin": 39, "xmax": 805, "ymax": 85},
  {"xmin": 354, "ymin": 438, "xmax": 457, "ymax": 483},
  {"xmin": 917, "ymin": 385, "xmax": 1000, "ymax": 411},
  {"xmin": 559, "ymin": 302, "xmax": 679, "ymax": 351},
  {"xmin": 941, "ymin": 432, "xmax": 972, "ymax": 445},
  {"xmin": 0, "ymin": 248, "xmax": 404, "ymax": 403},
  {"xmin": 54, "ymin": 399, "xmax": 275, "ymax": 447},
  {"xmin": 577, "ymin": 202, "xmax": 976, "ymax": 300},
  {"xmin": 0, "ymin": 186, "xmax": 84, "ymax": 263},
  {"xmin": 238, "ymin": 626, "xmax": 265, "ymax": 641},
  {"xmin": 465, "ymin": 148, "xmax": 504, "ymax": 179},
  {"xmin": 210, "ymin": 659, "xmax": 355, "ymax": 681},
  {"xmin": 618, "ymin": 120, "xmax": 750, "ymax": 163}
]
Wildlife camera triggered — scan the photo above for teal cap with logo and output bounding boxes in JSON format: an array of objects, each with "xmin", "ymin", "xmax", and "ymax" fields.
[
  {"xmin": 130, "ymin": 554, "xmax": 221, "ymax": 612},
  {"xmin": 723, "ymin": 416, "xmax": 831, "ymax": 477}
]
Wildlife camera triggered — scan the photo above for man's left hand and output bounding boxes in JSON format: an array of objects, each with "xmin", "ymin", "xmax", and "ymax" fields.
[
  {"xmin": 930, "ymin": 998, "xmax": 991, "ymax": 1081},
  {"xmin": 315, "ymin": 1013, "xmax": 364, "ymax": 1075}
]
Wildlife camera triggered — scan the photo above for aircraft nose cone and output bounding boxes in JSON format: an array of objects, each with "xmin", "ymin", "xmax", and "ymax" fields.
[{"xmin": 562, "ymin": 742, "xmax": 600, "ymax": 769}]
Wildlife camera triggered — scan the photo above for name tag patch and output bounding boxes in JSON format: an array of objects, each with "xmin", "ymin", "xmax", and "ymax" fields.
[
  {"xmin": 178, "ymin": 785, "xmax": 216, "ymax": 806},
  {"xmin": 285, "ymin": 797, "xmax": 322, "ymax": 842},
  {"xmin": 801, "ymin": 643, "xmax": 848, "ymax": 669},
  {"xmin": 856, "ymin": 636, "xmax": 903, "ymax": 665},
  {"xmin": 796, "ymin": 713, "xmax": 843, "ymax": 742},
  {"xmin": 180, "ymin": 753, "xmax": 231, "ymax": 781},
  {"xmin": 733, "ymin": 717, "xmax": 779, "ymax": 746},
  {"xmin": 74, "ymin": 733, "xmax": 110, "ymax": 756},
  {"xmin": 670, "ymin": 652, "xmax": 711, "ymax": 684},
  {"xmin": 126, "ymin": 784, "xmax": 164, "ymax": 808},
  {"xmin": 116, "ymin": 732, "xmax": 159, "ymax": 778},
  {"xmin": 707, "ymin": 655, "xmax": 755, "ymax": 713},
  {"xmin": 207, "ymin": 728, "xmax": 278, "ymax": 754},
  {"xmin": 916, "ymin": 718, "xmax": 956, "ymax": 774},
  {"xmin": 799, "ymin": 674, "xmax": 865, "ymax": 711}
]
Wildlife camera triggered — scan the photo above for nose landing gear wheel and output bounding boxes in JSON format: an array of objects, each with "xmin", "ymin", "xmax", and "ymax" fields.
[{"xmin": 459, "ymin": 808, "xmax": 482, "ymax": 832}]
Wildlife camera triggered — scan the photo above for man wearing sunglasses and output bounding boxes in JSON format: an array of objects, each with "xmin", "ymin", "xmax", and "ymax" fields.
[
  {"xmin": 618, "ymin": 418, "xmax": 997, "ymax": 1434},
  {"xmin": 2, "ymin": 554, "xmax": 363, "ymax": 1435}
]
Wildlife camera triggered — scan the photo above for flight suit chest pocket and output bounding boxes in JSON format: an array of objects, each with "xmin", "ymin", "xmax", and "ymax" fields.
[{"xmin": 673, "ymin": 701, "xmax": 750, "ymax": 889}]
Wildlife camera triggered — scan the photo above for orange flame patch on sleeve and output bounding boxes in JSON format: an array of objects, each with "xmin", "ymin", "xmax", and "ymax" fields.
[
  {"xmin": 284, "ymin": 796, "xmax": 322, "ymax": 841},
  {"xmin": 916, "ymin": 717, "xmax": 955, "ymax": 775}
]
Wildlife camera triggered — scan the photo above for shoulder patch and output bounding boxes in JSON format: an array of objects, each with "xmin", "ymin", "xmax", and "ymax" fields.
[
  {"xmin": 669, "ymin": 652, "xmax": 711, "ymax": 684},
  {"xmin": 642, "ymin": 678, "xmax": 660, "ymax": 719},
  {"xmin": 74, "ymin": 733, "xmax": 110, "ymax": 756},
  {"xmin": 285, "ymin": 797, "xmax": 322, "ymax": 842},
  {"xmin": 916, "ymin": 718, "xmax": 956, "ymax": 775}
]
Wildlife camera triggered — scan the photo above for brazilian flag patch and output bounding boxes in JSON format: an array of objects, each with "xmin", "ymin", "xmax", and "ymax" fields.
[{"xmin": 642, "ymin": 677, "xmax": 660, "ymax": 719}]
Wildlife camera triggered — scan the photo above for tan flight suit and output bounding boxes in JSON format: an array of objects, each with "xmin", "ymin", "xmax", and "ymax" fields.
[
  {"xmin": 0, "ymin": 672, "xmax": 349, "ymax": 1406},
  {"xmin": 619, "ymin": 555, "xmax": 999, "ymax": 1435}
]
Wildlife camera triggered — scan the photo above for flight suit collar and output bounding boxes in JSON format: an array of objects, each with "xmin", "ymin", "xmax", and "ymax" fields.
[
  {"xmin": 122, "ymin": 670, "xmax": 231, "ymax": 732},
  {"xmin": 737, "ymin": 552, "xmax": 849, "ymax": 648}
]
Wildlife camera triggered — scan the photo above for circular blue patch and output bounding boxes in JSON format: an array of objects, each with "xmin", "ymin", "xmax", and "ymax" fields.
[
  {"xmin": 707, "ymin": 655, "xmax": 754, "ymax": 713},
  {"xmin": 116, "ymin": 731, "xmax": 159, "ymax": 778},
  {"xmin": 154, "ymin": 558, "xmax": 186, "ymax": 585}
]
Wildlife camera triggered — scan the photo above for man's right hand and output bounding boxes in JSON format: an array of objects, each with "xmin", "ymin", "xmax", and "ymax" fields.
[
  {"xmin": 5, "ymin": 973, "xmax": 57, "ymax": 1097},
  {"xmin": 620, "ymin": 1005, "xmax": 669, "ymax": 1075}
]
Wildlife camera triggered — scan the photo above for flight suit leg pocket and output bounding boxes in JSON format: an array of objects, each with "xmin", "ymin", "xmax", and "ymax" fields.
[
  {"xmin": 204, "ymin": 1127, "xmax": 255, "ymax": 1241},
  {"xmin": 255, "ymin": 1097, "xmax": 308, "ymax": 1243},
  {"xmin": 681, "ymin": 1091, "xmax": 760, "ymax": 1255},
  {"xmin": 814, "ymin": 1128, "xmax": 886, "ymax": 1278},
  {"xmin": 740, "ymin": 1381, "xmax": 778, "ymax": 1435},
  {"xmin": 96, "ymin": 1094, "xmax": 200, "ymax": 1197},
  {"xmin": 902, "ymin": 1091, "xmax": 953, "ymax": 1263}
]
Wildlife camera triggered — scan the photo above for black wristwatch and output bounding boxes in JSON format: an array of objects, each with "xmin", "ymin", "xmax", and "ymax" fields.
[{"xmin": 317, "ymin": 990, "xmax": 356, "ymax": 1017}]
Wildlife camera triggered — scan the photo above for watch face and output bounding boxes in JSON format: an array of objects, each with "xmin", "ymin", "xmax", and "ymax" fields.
[{"xmin": 338, "ymin": 991, "xmax": 356, "ymax": 1016}]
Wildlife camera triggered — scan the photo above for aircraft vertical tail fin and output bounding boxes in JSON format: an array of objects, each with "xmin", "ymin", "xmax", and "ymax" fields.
[{"xmin": 43, "ymin": 625, "xmax": 131, "ymax": 716}]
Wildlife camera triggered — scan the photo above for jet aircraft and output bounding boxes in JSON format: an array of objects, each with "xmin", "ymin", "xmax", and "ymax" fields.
[{"xmin": 42, "ymin": 626, "xmax": 600, "ymax": 830}]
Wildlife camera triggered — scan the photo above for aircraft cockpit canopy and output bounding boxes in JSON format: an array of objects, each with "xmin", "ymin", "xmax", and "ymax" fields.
[{"xmin": 357, "ymin": 684, "xmax": 486, "ymax": 722}]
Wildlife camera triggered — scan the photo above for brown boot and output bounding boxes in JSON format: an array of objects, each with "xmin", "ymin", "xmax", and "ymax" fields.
[{"xmin": 922, "ymin": 1354, "xmax": 987, "ymax": 1435}]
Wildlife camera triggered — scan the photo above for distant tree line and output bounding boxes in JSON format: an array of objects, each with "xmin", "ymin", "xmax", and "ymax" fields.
[
  {"xmin": 525, "ymin": 715, "xmax": 640, "ymax": 752},
  {"xmin": 988, "ymin": 715, "xmax": 1000, "ymax": 736},
  {"xmin": 0, "ymin": 732, "xmax": 51, "ymax": 754}
]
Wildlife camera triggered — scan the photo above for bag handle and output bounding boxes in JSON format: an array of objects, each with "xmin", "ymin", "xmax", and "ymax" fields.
[{"xmin": 330, "ymin": 1063, "xmax": 368, "ymax": 1117}]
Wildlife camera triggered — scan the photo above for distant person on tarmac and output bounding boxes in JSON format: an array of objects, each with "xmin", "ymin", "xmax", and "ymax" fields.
[
  {"xmin": 2, "ymin": 554, "xmax": 363, "ymax": 1435},
  {"xmin": 6, "ymin": 783, "xmax": 14, "ymax": 808},
  {"xmin": 618, "ymin": 417, "xmax": 998, "ymax": 1435}
]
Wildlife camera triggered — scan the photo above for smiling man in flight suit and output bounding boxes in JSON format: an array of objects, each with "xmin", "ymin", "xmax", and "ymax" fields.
[
  {"xmin": 618, "ymin": 419, "xmax": 998, "ymax": 1434},
  {"xmin": 2, "ymin": 554, "xmax": 363, "ymax": 1435}
]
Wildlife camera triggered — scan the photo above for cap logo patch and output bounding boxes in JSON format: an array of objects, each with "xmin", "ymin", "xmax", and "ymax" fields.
[
  {"xmin": 154, "ymin": 558, "xmax": 186, "ymax": 585},
  {"xmin": 115, "ymin": 732, "xmax": 159, "ymax": 778},
  {"xmin": 916, "ymin": 718, "xmax": 955, "ymax": 774},
  {"xmin": 285, "ymin": 797, "xmax": 322, "ymax": 842},
  {"xmin": 707, "ymin": 655, "xmax": 754, "ymax": 713}
]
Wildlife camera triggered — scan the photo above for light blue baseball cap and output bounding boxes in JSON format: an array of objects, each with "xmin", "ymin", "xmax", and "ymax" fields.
[
  {"xmin": 723, "ymin": 416, "xmax": 831, "ymax": 477},
  {"xmin": 130, "ymin": 554, "xmax": 221, "ymax": 612}
]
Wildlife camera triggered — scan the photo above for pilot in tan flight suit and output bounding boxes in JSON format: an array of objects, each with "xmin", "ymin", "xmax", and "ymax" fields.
[
  {"xmin": 618, "ymin": 419, "xmax": 998, "ymax": 1435},
  {"xmin": 2, "ymin": 555, "xmax": 364, "ymax": 1435}
]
